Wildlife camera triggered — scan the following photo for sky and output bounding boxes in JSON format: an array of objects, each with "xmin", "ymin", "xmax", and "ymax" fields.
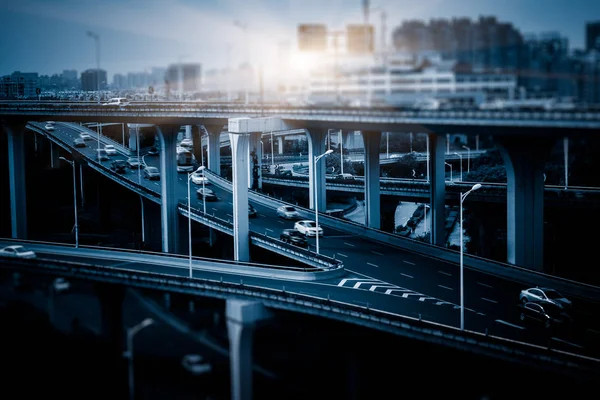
[{"xmin": 0, "ymin": 0, "xmax": 599, "ymax": 81}]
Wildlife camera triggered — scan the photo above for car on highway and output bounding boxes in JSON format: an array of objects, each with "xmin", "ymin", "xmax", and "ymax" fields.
[
  {"xmin": 0, "ymin": 245, "xmax": 36, "ymax": 259},
  {"xmin": 79, "ymin": 132, "xmax": 92, "ymax": 141},
  {"xmin": 518, "ymin": 301, "xmax": 572, "ymax": 329},
  {"xmin": 96, "ymin": 148, "xmax": 110, "ymax": 161},
  {"xmin": 44, "ymin": 123, "xmax": 55, "ymax": 131},
  {"xmin": 143, "ymin": 166, "xmax": 160, "ymax": 180},
  {"xmin": 191, "ymin": 170, "xmax": 209, "ymax": 185},
  {"xmin": 294, "ymin": 220, "xmax": 323, "ymax": 237},
  {"xmin": 196, "ymin": 188, "xmax": 218, "ymax": 201},
  {"xmin": 276, "ymin": 205, "xmax": 300, "ymax": 220},
  {"xmin": 127, "ymin": 157, "xmax": 144, "ymax": 169},
  {"xmin": 104, "ymin": 144, "xmax": 117, "ymax": 155},
  {"xmin": 52, "ymin": 277, "xmax": 71, "ymax": 293},
  {"xmin": 73, "ymin": 138, "xmax": 86, "ymax": 148},
  {"xmin": 110, "ymin": 160, "xmax": 128, "ymax": 174},
  {"xmin": 102, "ymin": 97, "xmax": 130, "ymax": 106},
  {"xmin": 519, "ymin": 287, "xmax": 572, "ymax": 310},
  {"xmin": 280, "ymin": 229, "xmax": 309, "ymax": 248},
  {"xmin": 248, "ymin": 204, "xmax": 257, "ymax": 218},
  {"xmin": 181, "ymin": 354, "xmax": 212, "ymax": 376},
  {"xmin": 147, "ymin": 146, "xmax": 159, "ymax": 156}
]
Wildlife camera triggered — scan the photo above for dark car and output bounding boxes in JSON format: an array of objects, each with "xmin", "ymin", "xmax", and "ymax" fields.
[
  {"xmin": 280, "ymin": 229, "xmax": 309, "ymax": 248},
  {"xmin": 110, "ymin": 160, "xmax": 128, "ymax": 174},
  {"xmin": 196, "ymin": 188, "xmax": 218, "ymax": 202},
  {"xmin": 518, "ymin": 302, "xmax": 572, "ymax": 329},
  {"xmin": 248, "ymin": 204, "xmax": 257, "ymax": 218},
  {"xmin": 127, "ymin": 157, "xmax": 144, "ymax": 169},
  {"xmin": 143, "ymin": 166, "xmax": 160, "ymax": 180},
  {"xmin": 73, "ymin": 138, "xmax": 86, "ymax": 148}
]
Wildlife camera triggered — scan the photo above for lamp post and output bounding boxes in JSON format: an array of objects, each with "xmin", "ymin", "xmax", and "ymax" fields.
[
  {"xmin": 386, "ymin": 132, "xmax": 389, "ymax": 159},
  {"xmin": 125, "ymin": 318, "xmax": 154, "ymax": 400},
  {"xmin": 314, "ymin": 149, "xmax": 333, "ymax": 254},
  {"xmin": 270, "ymin": 131, "xmax": 274, "ymax": 169},
  {"xmin": 188, "ymin": 166, "xmax": 206, "ymax": 278},
  {"xmin": 59, "ymin": 157, "xmax": 78, "ymax": 248},
  {"xmin": 86, "ymin": 31, "xmax": 100, "ymax": 101},
  {"xmin": 453, "ymin": 152, "xmax": 463, "ymax": 181},
  {"xmin": 459, "ymin": 183, "xmax": 482, "ymax": 331},
  {"xmin": 136, "ymin": 124, "xmax": 141, "ymax": 183},
  {"xmin": 462, "ymin": 145, "xmax": 471, "ymax": 174},
  {"xmin": 338, "ymin": 130, "xmax": 344, "ymax": 175},
  {"xmin": 445, "ymin": 162, "xmax": 453, "ymax": 182}
]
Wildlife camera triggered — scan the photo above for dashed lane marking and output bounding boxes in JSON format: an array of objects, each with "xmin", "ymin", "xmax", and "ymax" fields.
[
  {"xmin": 371, "ymin": 251, "xmax": 384, "ymax": 256},
  {"xmin": 211, "ymin": 208, "xmax": 218, "ymax": 212},
  {"xmin": 337, "ymin": 278, "xmax": 379, "ymax": 286},
  {"xmin": 385, "ymin": 288, "xmax": 412, "ymax": 295},
  {"xmin": 438, "ymin": 285, "xmax": 453, "ymax": 291},
  {"xmin": 367, "ymin": 262, "xmax": 379, "ymax": 268},
  {"xmin": 403, "ymin": 261, "xmax": 416, "ymax": 265},
  {"xmin": 478, "ymin": 282, "xmax": 493, "ymax": 289},
  {"xmin": 482, "ymin": 297, "xmax": 498, "ymax": 304},
  {"xmin": 344, "ymin": 242, "xmax": 355, "ymax": 247},
  {"xmin": 495, "ymin": 320, "xmax": 525, "ymax": 330},
  {"xmin": 336, "ymin": 253, "xmax": 348, "ymax": 258},
  {"xmin": 400, "ymin": 273, "xmax": 413, "ymax": 279},
  {"xmin": 265, "ymin": 228, "xmax": 274, "ymax": 232},
  {"xmin": 369, "ymin": 285, "xmax": 397, "ymax": 291},
  {"xmin": 550, "ymin": 337, "xmax": 584, "ymax": 349},
  {"xmin": 226, "ymin": 214, "xmax": 233, "ymax": 218},
  {"xmin": 438, "ymin": 270, "xmax": 452, "ymax": 277},
  {"xmin": 419, "ymin": 297, "xmax": 437, "ymax": 302}
]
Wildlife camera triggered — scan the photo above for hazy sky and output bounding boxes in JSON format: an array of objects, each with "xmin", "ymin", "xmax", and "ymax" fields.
[{"xmin": 0, "ymin": 0, "xmax": 598, "ymax": 80}]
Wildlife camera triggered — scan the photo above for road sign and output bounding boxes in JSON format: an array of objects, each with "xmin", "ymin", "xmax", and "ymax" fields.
[
  {"xmin": 346, "ymin": 24, "xmax": 374, "ymax": 54},
  {"xmin": 298, "ymin": 24, "xmax": 327, "ymax": 52}
]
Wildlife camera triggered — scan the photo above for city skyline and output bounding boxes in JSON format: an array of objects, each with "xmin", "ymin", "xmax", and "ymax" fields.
[{"xmin": 0, "ymin": 0, "xmax": 599, "ymax": 80}]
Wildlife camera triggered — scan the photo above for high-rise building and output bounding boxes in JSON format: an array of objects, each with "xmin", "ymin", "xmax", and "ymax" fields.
[
  {"xmin": 586, "ymin": 21, "xmax": 600, "ymax": 52},
  {"xmin": 165, "ymin": 63, "xmax": 202, "ymax": 94},
  {"xmin": 81, "ymin": 68, "xmax": 107, "ymax": 91},
  {"xmin": 0, "ymin": 71, "xmax": 38, "ymax": 98}
]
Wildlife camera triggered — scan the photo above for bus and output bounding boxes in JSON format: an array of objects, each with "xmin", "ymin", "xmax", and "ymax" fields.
[{"xmin": 176, "ymin": 146, "xmax": 196, "ymax": 172}]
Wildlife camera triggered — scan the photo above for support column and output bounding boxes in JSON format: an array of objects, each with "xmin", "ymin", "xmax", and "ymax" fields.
[
  {"xmin": 277, "ymin": 136, "xmax": 283, "ymax": 154},
  {"xmin": 226, "ymin": 300, "xmax": 273, "ymax": 400},
  {"xmin": 49, "ymin": 140, "xmax": 60, "ymax": 168},
  {"xmin": 248, "ymin": 132, "xmax": 262, "ymax": 190},
  {"xmin": 229, "ymin": 132, "xmax": 251, "ymax": 261},
  {"xmin": 193, "ymin": 125, "xmax": 206, "ymax": 167},
  {"xmin": 496, "ymin": 136, "xmax": 555, "ymax": 271},
  {"xmin": 156, "ymin": 125, "xmax": 181, "ymax": 254},
  {"xmin": 429, "ymin": 133, "xmax": 446, "ymax": 246},
  {"xmin": 128, "ymin": 124, "xmax": 139, "ymax": 151},
  {"xmin": 205, "ymin": 124, "xmax": 222, "ymax": 174},
  {"xmin": 306, "ymin": 128, "xmax": 327, "ymax": 211},
  {"xmin": 96, "ymin": 284, "xmax": 125, "ymax": 346},
  {"xmin": 362, "ymin": 131, "xmax": 381, "ymax": 229},
  {"xmin": 5, "ymin": 124, "xmax": 28, "ymax": 239}
]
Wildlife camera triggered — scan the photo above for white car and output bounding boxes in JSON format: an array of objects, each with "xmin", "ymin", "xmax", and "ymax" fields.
[
  {"xmin": 191, "ymin": 171, "xmax": 210, "ymax": 185},
  {"xmin": 44, "ymin": 123, "xmax": 55, "ymax": 131},
  {"xmin": 102, "ymin": 97, "xmax": 130, "ymax": 106},
  {"xmin": 52, "ymin": 277, "xmax": 70, "ymax": 293},
  {"xmin": 277, "ymin": 205, "xmax": 299, "ymax": 220},
  {"xmin": 519, "ymin": 287, "xmax": 572, "ymax": 310},
  {"xmin": 294, "ymin": 220, "xmax": 323, "ymax": 237},
  {"xmin": 181, "ymin": 354, "xmax": 212, "ymax": 376},
  {"xmin": 0, "ymin": 245, "xmax": 36, "ymax": 259},
  {"xmin": 104, "ymin": 144, "xmax": 117, "ymax": 155},
  {"xmin": 79, "ymin": 132, "xmax": 92, "ymax": 141}
]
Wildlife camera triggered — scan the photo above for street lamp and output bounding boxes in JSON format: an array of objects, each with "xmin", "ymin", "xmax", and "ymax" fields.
[
  {"xmin": 125, "ymin": 318, "xmax": 154, "ymax": 400},
  {"xmin": 188, "ymin": 166, "xmax": 206, "ymax": 278},
  {"xmin": 338, "ymin": 130, "xmax": 344, "ymax": 175},
  {"xmin": 462, "ymin": 145, "xmax": 471, "ymax": 174},
  {"xmin": 459, "ymin": 183, "xmax": 481, "ymax": 331},
  {"xmin": 59, "ymin": 157, "xmax": 79, "ymax": 248},
  {"xmin": 453, "ymin": 152, "xmax": 463, "ymax": 181},
  {"xmin": 445, "ymin": 162, "xmax": 453, "ymax": 182},
  {"xmin": 314, "ymin": 149, "xmax": 333, "ymax": 254},
  {"xmin": 270, "ymin": 131, "xmax": 275, "ymax": 168}
]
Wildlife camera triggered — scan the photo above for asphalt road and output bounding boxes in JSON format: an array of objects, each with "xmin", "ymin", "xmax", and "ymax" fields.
[{"xmin": 25, "ymin": 122, "xmax": 600, "ymax": 356}]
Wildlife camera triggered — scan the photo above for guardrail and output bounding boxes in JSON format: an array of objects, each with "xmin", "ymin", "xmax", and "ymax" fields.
[
  {"xmin": 205, "ymin": 170, "xmax": 600, "ymax": 303},
  {"xmin": 61, "ymin": 122, "xmax": 134, "ymax": 156},
  {"xmin": 3, "ymin": 254, "xmax": 599, "ymax": 380},
  {"xmin": 177, "ymin": 202, "xmax": 344, "ymax": 277}
]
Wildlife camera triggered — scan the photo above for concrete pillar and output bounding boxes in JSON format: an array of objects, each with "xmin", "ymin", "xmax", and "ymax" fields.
[
  {"xmin": 193, "ymin": 125, "xmax": 206, "ymax": 167},
  {"xmin": 95, "ymin": 283, "xmax": 125, "ymax": 347},
  {"xmin": 4, "ymin": 124, "xmax": 28, "ymax": 239},
  {"xmin": 229, "ymin": 132, "xmax": 251, "ymax": 261},
  {"xmin": 496, "ymin": 136, "xmax": 555, "ymax": 271},
  {"xmin": 185, "ymin": 125, "xmax": 192, "ymax": 139},
  {"xmin": 362, "ymin": 131, "xmax": 381, "ymax": 229},
  {"xmin": 306, "ymin": 128, "xmax": 327, "ymax": 211},
  {"xmin": 248, "ymin": 132, "xmax": 262, "ymax": 190},
  {"xmin": 49, "ymin": 141, "xmax": 60, "ymax": 168},
  {"xmin": 429, "ymin": 133, "xmax": 446, "ymax": 246},
  {"xmin": 277, "ymin": 136, "xmax": 283, "ymax": 154},
  {"xmin": 204, "ymin": 124, "xmax": 222, "ymax": 174},
  {"xmin": 226, "ymin": 300, "xmax": 273, "ymax": 400},
  {"xmin": 128, "ymin": 124, "xmax": 139, "ymax": 151},
  {"xmin": 156, "ymin": 125, "xmax": 181, "ymax": 254}
]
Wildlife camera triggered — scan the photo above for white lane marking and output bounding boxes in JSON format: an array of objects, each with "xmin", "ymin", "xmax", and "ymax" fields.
[
  {"xmin": 226, "ymin": 213, "xmax": 233, "ymax": 218},
  {"xmin": 343, "ymin": 242, "xmax": 355, "ymax": 247},
  {"xmin": 371, "ymin": 251, "xmax": 384, "ymax": 256},
  {"xmin": 369, "ymin": 285, "xmax": 396, "ymax": 291},
  {"xmin": 353, "ymin": 281, "xmax": 380, "ymax": 289},
  {"xmin": 482, "ymin": 297, "xmax": 498, "ymax": 304},
  {"xmin": 211, "ymin": 208, "xmax": 218, "ymax": 211},
  {"xmin": 419, "ymin": 297, "xmax": 436, "ymax": 302},
  {"xmin": 265, "ymin": 228, "xmax": 274, "ymax": 232},
  {"xmin": 337, "ymin": 278, "xmax": 379, "ymax": 286},
  {"xmin": 400, "ymin": 273, "xmax": 413, "ymax": 279},
  {"xmin": 403, "ymin": 260, "xmax": 415, "ymax": 265},
  {"xmin": 438, "ymin": 285, "xmax": 453, "ymax": 291},
  {"xmin": 367, "ymin": 262, "xmax": 379, "ymax": 268},
  {"xmin": 278, "ymin": 220, "xmax": 284, "ymax": 224},
  {"xmin": 435, "ymin": 301, "xmax": 454, "ymax": 306},
  {"xmin": 478, "ymin": 282, "xmax": 493, "ymax": 289},
  {"xmin": 258, "ymin": 213, "xmax": 266, "ymax": 217},
  {"xmin": 385, "ymin": 289, "xmax": 412, "ymax": 295},
  {"xmin": 438, "ymin": 270, "xmax": 452, "ymax": 277},
  {"xmin": 402, "ymin": 293, "xmax": 423, "ymax": 298},
  {"xmin": 550, "ymin": 337, "xmax": 584, "ymax": 349},
  {"xmin": 495, "ymin": 320, "xmax": 525, "ymax": 330},
  {"xmin": 336, "ymin": 253, "xmax": 348, "ymax": 258},
  {"xmin": 228, "ymin": 202, "xmax": 233, "ymax": 205}
]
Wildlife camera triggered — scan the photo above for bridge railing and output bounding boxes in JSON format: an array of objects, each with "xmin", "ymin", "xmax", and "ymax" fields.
[
  {"xmin": 5, "ymin": 255, "xmax": 600, "ymax": 376},
  {"xmin": 61, "ymin": 122, "xmax": 134, "ymax": 156}
]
